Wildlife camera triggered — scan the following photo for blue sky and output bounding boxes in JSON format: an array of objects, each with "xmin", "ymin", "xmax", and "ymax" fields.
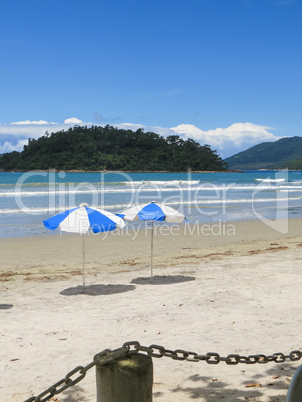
[{"xmin": 0, "ymin": 0, "xmax": 301, "ymax": 158}]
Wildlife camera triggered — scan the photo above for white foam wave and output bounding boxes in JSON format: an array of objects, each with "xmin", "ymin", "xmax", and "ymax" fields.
[
  {"xmin": 279, "ymin": 189, "xmax": 302, "ymax": 193},
  {"xmin": 255, "ymin": 178, "xmax": 286, "ymax": 183},
  {"xmin": 1, "ymin": 196, "xmax": 299, "ymax": 215},
  {"xmin": 123, "ymin": 180, "xmax": 200, "ymax": 186},
  {"xmin": 0, "ymin": 204, "xmax": 127, "ymax": 215},
  {"xmin": 3, "ymin": 183, "xmax": 302, "ymax": 198}
]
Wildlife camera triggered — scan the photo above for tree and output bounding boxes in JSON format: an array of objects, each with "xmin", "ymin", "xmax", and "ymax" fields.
[{"xmin": 0, "ymin": 126, "xmax": 227, "ymax": 172}]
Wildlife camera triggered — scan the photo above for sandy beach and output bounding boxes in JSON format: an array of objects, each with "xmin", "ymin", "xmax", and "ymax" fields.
[{"xmin": 1, "ymin": 218, "xmax": 302, "ymax": 401}]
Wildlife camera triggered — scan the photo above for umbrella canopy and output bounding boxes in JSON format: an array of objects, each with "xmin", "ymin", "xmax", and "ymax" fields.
[
  {"xmin": 43, "ymin": 203, "xmax": 125, "ymax": 290},
  {"xmin": 118, "ymin": 201, "xmax": 186, "ymax": 223},
  {"xmin": 117, "ymin": 201, "xmax": 186, "ymax": 277},
  {"xmin": 44, "ymin": 203, "xmax": 125, "ymax": 234}
]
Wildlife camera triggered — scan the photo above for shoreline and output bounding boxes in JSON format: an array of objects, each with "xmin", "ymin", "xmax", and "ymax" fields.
[
  {"xmin": 3, "ymin": 168, "xmax": 302, "ymax": 173},
  {"xmin": 1, "ymin": 217, "xmax": 302, "ymax": 273},
  {"xmin": 1, "ymin": 169, "xmax": 239, "ymax": 173},
  {"xmin": 1, "ymin": 217, "xmax": 302, "ymax": 401}
]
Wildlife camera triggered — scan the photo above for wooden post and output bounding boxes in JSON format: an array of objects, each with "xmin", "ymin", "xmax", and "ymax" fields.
[
  {"xmin": 96, "ymin": 354, "xmax": 153, "ymax": 402},
  {"xmin": 287, "ymin": 364, "xmax": 302, "ymax": 402}
]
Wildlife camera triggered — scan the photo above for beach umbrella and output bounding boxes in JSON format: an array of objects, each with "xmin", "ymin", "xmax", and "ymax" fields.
[
  {"xmin": 43, "ymin": 203, "xmax": 125, "ymax": 290},
  {"xmin": 117, "ymin": 201, "xmax": 186, "ymax": 278}
]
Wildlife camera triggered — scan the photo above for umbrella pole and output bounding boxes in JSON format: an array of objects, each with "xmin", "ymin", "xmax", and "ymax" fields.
[
  {"xmin": 82, "ymin": 234, "xmax": 85, "ymax": 291},
  {"xmin": 151, "ymin": 221, "xmax": 154, "ymax": 279}
]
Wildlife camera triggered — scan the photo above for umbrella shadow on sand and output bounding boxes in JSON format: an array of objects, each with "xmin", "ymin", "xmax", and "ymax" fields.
[
  {"xmin": 60, "ymin": 284, "xmax": 136, "ymax": 296},
  {"xmin": 131, "ymin": 275, "xmax": 195, "ymax": 285},
  {"xmin": 0, "ymin": 304, "xmax": 13, "ymax": 309}
]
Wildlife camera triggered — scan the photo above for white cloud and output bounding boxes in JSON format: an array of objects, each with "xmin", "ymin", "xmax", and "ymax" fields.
[
  {"xmin": 0, "ymin": 118, "xmax": 280, "ymax": 158},
  {"xmin": 0, "ymin": 118, "xmax": 85, "ymax": 155},
  {"xmin": 168, "ymin": 122, "xmax": 278, "ymax": 158},
  {"xmin": 118, "ymin": 123, "xmax": 144, "ymax": 130},
  {"xmin": 11, "ymin": 120, "xmax": 52, "ymax": 125},
  {"xmin": 64, "ymin": 117, "xmax": 82, "ymax": 124},
  {"xmin": 114, "ymin": 122, "xmax": 279, "ymax": 158},
  {"xmin": 0, "ymin": 139, "xmax": 28, "ymax": 154}
]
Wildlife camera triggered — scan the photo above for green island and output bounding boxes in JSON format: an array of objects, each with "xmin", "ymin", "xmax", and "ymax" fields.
[{"xmin": 0, "ymin": 125, "xmax": 227, "ymax": 172}]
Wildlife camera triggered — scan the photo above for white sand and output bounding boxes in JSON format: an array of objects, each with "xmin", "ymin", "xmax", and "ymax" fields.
[{"xmin": 1, "ymin": 218, "xmax": 302, "ymax": 401}]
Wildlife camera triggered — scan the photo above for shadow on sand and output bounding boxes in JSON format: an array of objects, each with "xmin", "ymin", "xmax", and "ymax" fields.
[
  {"xmin": 155, "ymin": 363, "xmax": 298, "ymax": 401},
  {"xmin": 60, "ymin": 284, "xmax": 136, "ymax": 296},
  {"xmin": 131, "ymin": 275, "xmax": 195, "ymax": 285},
  {"xmin": 0, "ymin": 304, "xmax": 13, "ymax": 310}
]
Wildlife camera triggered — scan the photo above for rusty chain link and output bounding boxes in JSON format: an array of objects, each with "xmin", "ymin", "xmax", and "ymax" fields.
[
  {"xmin": 23, "ymin": 347, "xmax": 129, "ymax": 402},
  {"xmin": 24, "ymin": 342, "xmax": 302, "ymax": 402}
]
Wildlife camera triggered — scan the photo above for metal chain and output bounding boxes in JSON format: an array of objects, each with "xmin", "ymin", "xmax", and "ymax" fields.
[
  {"xmin": 23, "ymin": 346, "xmax": 129, "ymax": 402},
  {"xmin": 126, "ymin": 342, "xmax": 302, "ymax": 365},
  {"xmin": 24, "ymin": 342, "xmax": 302, "ymax": 402}
]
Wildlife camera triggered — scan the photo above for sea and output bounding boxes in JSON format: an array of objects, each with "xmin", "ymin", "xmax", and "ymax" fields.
[{"xmin": 1, "ymin": 169, "xmax": 302, "ymax": 238}]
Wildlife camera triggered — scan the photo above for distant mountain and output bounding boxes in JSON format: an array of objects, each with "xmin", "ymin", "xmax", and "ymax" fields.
[{"xmin": 225, "ymin": 136, "xmax": 302, "ymax": 170}]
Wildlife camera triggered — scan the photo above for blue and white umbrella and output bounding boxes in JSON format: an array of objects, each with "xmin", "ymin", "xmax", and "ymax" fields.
[
  {"xmin": 117, "ymin": 201, "xmax": 186, "ymax": 277},
  {"xmin": 43, "ymin": 203, "xmax": 125, "ymax": 290}
]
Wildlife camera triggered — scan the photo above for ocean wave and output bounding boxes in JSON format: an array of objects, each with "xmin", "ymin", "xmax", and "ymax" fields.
[
  {"xmin": 0, "ymin": 196, "xmax": 299, "ymax": 215},
  {"xmin": 0, "ymin": 179, "xmax": 201, "ymax": 188},
  {"xmin": 122, "ymin": 180, "xmax": 200, "ymax": 185},
  {"xmin": 254, "ymin": 178, "xmax": 286, "ymax": 183},
  {"xmin": 2, "ymin": 182, "xmax": 302, "ymax": 197}
]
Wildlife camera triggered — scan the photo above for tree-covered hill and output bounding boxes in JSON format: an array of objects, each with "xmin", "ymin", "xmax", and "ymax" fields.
[
  {"xmin": 225, "ymin": 136, "xmax": 302, "ymax": 169},
  {"xmin": 0, "ymin": 125, "xmax": 227, "ymax": 172}
]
